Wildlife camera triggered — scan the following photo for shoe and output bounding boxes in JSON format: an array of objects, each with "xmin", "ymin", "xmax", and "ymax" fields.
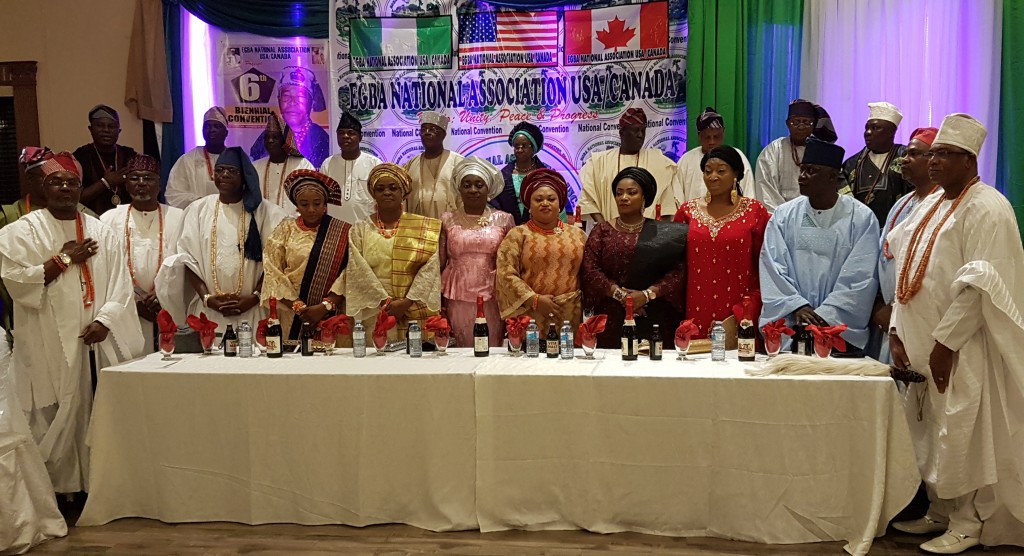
[
  {"xmin": 920, "ymin": 531, "xmax": 981, "ymax": 554},
  {"xmin": 893, "ymin": 515, "xmax": 948, "ymax": 535}
]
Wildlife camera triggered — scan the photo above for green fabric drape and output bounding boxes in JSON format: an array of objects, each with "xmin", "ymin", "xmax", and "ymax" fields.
[
  {"xmin": 686, "ymin": 0, "xmax": 803, "ymax": 163},
  {"xmin": 997, "ymin": 0, "xmax": 1024, "ymax": 237}
]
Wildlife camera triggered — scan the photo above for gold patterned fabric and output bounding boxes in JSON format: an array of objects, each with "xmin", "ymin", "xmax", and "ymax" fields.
[
  {"xmin": 495, "ymin": 224, "xmax": 586, "ymax": 333},
  {"xmin": 338, "ymin": 213, "xmax": 441, "ymax": 340}
]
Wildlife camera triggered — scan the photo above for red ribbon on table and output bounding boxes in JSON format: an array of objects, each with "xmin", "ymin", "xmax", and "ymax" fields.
[
  {"xmin": 320, "ymin": 314, "xmax": 353, "ymax": 336},
  {"xmin": 504, "ymin": 315, "xmax": 532, "ymax": 339},
  {"xmin": 185, "ymin": 312, "xmax": 218, "ymax": 334},
  {"xmin": 424, "ymin": 315, "xmax": 451, "ymax": 334},
  {"xmin": 157, "ymin": 309, "xmax": 177, "ymax": 334},
  {"xmin": 577, "ymin": 314, "xmax": 608, "ymax": 340},
  {"xmin": 675, "ymin": 319, "xmax": 699, "ymax": 344},
  {"xmin": 761, "ymin": 319, "xmax": 795, "ymax": 345},
  {"xmin": 806, "ymin": 324, "xmax": 848, "ymax": 352},
  {"xmin": 374, "ymin": 307, "xmax": 398, "ymax": 343}
]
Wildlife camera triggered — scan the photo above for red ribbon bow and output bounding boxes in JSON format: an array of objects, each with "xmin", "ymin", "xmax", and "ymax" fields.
[
  {"xmin": 185, "ymin": 312, "xmax": 218, "ymax": 333},
  {"xmin": 157, "ymin": 309, "xmax": 178, "ymax": 334},
  {"xmin": 424, "ymin": 315, "xmax": 451, "ymax": 334},
  {"xmin": 321, "ymin": 314, "xmax": 353, "ymax": 336},
  {"xmin": 504, "ymin": 315, "xmax": 532, "ymax": 338},
  {"xmin": 761, "ymin": 319, "xmax": 795, "ymax": 343},
  {"xmin": 577, "ymin": 314, "xmax": 608, "ymax": 339},
  {"xmin": 374, "ymin": 307, "xmax": 398, "ymax": 340},
  {"xmin": 256, "ymin": 318, "xmax": 268, "ymax": 340},
  {"xmin": 675, "ymin": 319, "xmax": 699, "ymax": 343},
  {"xmin": 806, "ymin": 324, "xmax": 848, "ymax": 352}
]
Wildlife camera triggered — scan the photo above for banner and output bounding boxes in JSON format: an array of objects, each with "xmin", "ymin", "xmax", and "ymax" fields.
[
  {"xmin": 330, "ymin": 0, "xmax": 688, "ymax": 208},
  {"xmin": 215, "ymin": 33, "xmax": 332, "ymax": 168}
]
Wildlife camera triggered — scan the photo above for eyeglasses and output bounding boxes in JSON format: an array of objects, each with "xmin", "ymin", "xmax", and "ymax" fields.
[
  {"xmin": 925, "ymin": 150, "xmax": 970, "ymax": 160},
  {"xmin": 126, "ymin": 175, "xmax": 159, "ymax": 184},
  {"xmin": 44, "ymin": 178, "xmax": 82, "ymax": 189},
  {"xmin": 214, "ymin": 166, "xmax": 240, "ymax": 176},
  {"xmin": 788, "ymin": 120, "xmax": 815, "ymax": 129}
]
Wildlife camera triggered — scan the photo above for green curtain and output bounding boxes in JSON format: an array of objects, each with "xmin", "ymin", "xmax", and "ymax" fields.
[
  {"xmin": 173, "ymin": 0, "xmax": 331, "ymax": 39},
  {"xmin": 686, "ymin": 0, "xmax": 803, "ymax": 163},
  {"xmin": 997, "ymin": 0, "xmax": 1024, "ymax": 237}
]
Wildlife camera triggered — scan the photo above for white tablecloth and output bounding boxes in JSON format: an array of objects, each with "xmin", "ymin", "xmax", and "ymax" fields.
[
  {"xmin": 474, "ymin": 353, "xmax": 920, "ymax": 556},
  {"xmin": 79, "ymin": 351, "xmax": 479, "ymax": 531},
  {"xmin": 80, "ymin": 350, "xmax": 918, "ymax": 555}
]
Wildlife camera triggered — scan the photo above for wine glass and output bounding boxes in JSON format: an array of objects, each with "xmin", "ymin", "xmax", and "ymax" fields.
[
  {"xmin": 580, "ymin": 333, "xmax": 597, "ymax": 359},
  {"xmin": 159, "ymin": 332, "xmax": 175, "ymax": 360},
  {"xmin": 764, "ymin": 335, "xmax": 782, "ymax": 358},
  {"xmin": 507, "ymin": 333, "xmax": 523, "ymax": 357},
  {"xmin": 373, "ymin": 334, "xmax": 387, "ymax": 356},
  {"xmin": 434, "ymin": 330, "xmax": 450, "ymax": 356},
  {"xmin": 675, "ymin": 337, "xmax": 691, "ymax": 361},
  {"xmin": 320, "ymin": 328, "xmax": 336, "ymax": 356},
  {"xmin": 199, "ymin": 329, "xmax": 216, "ymax": 355},
  {"xmin": 814, "ymin": 338, "xmax": 832, "ymax": 359}
]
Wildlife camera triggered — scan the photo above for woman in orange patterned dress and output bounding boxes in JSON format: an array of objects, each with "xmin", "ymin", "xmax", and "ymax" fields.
[
  {"xmin": 496, "ymin": 169, "xmax": 586, "ymax": 333},
  {"xmin": 674, "ymin": 146, "xmax": 770, "ymax": 338}
]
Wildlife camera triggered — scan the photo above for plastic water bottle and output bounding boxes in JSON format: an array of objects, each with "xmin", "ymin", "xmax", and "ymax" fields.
[
  {"xmin": 711, "ymin": 321, "xmax": 726, "ymax": 362},
  {"xmin": 408, "ymin": 320, "xmax": 423, "ymax": 357},
  {"xmin": 238, "ymin": 320, "xmax": 253, "ymax": 358},
  {"xmin": 559, "ymin": 320, "xmax": 573, "ymax": 360},
  {"xmin": 525, "ymin": 319, "xmax": 539, "ymax": 357},
  {"xmin": 352, "ymin": 322, "xmax": 366, "ymax": 358}
]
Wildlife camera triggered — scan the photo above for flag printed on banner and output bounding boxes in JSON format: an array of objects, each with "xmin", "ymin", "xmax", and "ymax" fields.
[
  {"xmin": 458, "ymin": 11, "xmax": 558, "ymax": 69},
  {"xmin": 564, "ymin": 2, "xmax": 669, "ymax": 66},
  {"xmin": 349, "ymin": 16, "xmax": 453, "ymax": 71}
]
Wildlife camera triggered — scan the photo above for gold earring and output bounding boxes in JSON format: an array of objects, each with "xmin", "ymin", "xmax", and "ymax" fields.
[
  {"xmin": 703, "ymin": 190, "xmax": 711, "ymax": 203},
  {"xmin": 731, "ymin": 189, "xmax": 738, "ymax": 203}
]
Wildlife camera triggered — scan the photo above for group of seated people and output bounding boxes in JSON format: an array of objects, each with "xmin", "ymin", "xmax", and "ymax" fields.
[{"xmin": 1, "ymin": 98, "xmax": 1022, "ymax": 555}]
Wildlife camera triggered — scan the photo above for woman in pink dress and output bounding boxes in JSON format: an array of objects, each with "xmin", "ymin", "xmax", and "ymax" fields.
[
  {"xmin": 440, "ymin": 157, "xmax": 514, "ymax": 347},
  {"xmin": 674, "ymin": 145, "xmax": 770, "ymax": 338}
]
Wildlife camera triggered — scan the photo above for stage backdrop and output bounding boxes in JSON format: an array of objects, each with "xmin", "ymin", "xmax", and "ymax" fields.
[
  {"xmin": 329, "ymin": 0, "xmax": 688, "ymax": 208},
  {"xmin": 213, "ymin": 31, "xmax": 332, "ymax": 168}
]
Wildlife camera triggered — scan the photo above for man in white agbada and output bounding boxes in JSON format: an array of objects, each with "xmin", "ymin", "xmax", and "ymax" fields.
[
  {"xmin": 252, "ymin": 112, "xmax": 314, "ymax": 213},
  {"xmin": 867, "ymin": 127, "xmax": 940, "ymax": 364},
  {"xmin": 577, "ymin": 107, "xmax": 678, "ymax": 222},
  {"xmin": 157, "ymin": 147, "xmax": 288, "ymax": 336},
  {"xmin": 676, "ymin": 106, "xmax": 753, "ymax": 204},
  {"xmin": 888, "ymin": 113, "xmax": 1024, "ymax": 554},
  {"xmin": 100, "ymin": 155, "xmax": 185, "ymax": 354},
  {"xmin": 752, "ymin": 99, "xmax": 837, "ymax": 212},
  {"xmin": 403, "ymin": 111, "xmax": 464, "ymax": 219},
  {"xmin": 759, "ymin": 137, "xmax": 879, "ymax": 350},
  {"xmin": 165, "ymin": 106, "xmax": 229, "ymax": 208},
  {"xmin": 319, "ymin": 111, "xmax": 382, "ymax": 225},
  {"xmin": 0, "ymin": 152, "xmax": 143, "ymax": 493}
]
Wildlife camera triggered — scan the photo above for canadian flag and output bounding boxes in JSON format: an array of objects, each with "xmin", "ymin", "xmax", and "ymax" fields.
[{"xmin": 564, "ymin": 2, "xmax": 668, "ymax": 58}]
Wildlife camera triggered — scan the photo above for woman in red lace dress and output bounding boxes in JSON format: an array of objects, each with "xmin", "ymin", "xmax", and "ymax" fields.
[{"xmin": 674, "ymin": 146, "xmax": 770, "ymax": 338}]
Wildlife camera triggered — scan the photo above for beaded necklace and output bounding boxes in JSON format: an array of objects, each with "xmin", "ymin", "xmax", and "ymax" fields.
[
  {"xmin": 75, "ymin": 213, "xmax": 95, "ymax": 307},
  {"xmin": 210, "ymin": 199, "xmax": 246, "ymax": 295},
  {"xmin": 895, "ymin": 177, "xmax": 979, "ymax": 304},
  {"xmin": 125, "ymin": 205, "xmax": 164, "ymax": 293},
  {"xmin": 882, "ymin": 185, "xmax": 938, "ymax": 260},
  {"xmin": 262, "ymin": 159, "xmax": 288, "ymax": 206},
  {"xmin": 527, "ymin": 219, "xmax": 564, "ymax": 235}
]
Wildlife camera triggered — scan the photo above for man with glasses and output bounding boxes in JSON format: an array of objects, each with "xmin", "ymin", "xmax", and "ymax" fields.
[
  {"xmin": 100, "ymin": 155, "xmax": 186, "ymax": 353},
  {"xmin": 841, "ymin": 101, "xmax": 910, "ymax": 227},
  {"xmin": 72, "ymin": 104, "xmax": 139, "ymax": 214},
  {"xmin": 166, "ymin": 106, "xmax": 230, "ymax": 209},
  {"xmin": 403, "ymin": 111, "xmax": 465, "ymax": 219},
  {"xmin": 887, "ymin": 113, "xmax": 1024, "ymax": 554},
  {"xmin": 0, "ymin": 147, "xmax": 98, "ymax": 345},
  {"xmin": 752, "ymin": 99, "xmax": 835, "ymax": 212},
  {"xmin": 0, "ymin": 151, "xmax": 143, "ymax": 495}
]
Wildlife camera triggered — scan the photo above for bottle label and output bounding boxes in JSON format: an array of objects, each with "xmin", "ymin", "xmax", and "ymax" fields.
[
  {"xmin": 266, "ymin": 337, "xmax": 281, "ymax": 355},
  {"xmin": 225, "ymin": 340, "xmax": 238, "ymax": 353},
  {"xmin": 652, "ymin": 341, "xmax": 662, "ymax": 357},
  {"xmin": 475, "ymin": 336, "xmax": 488, "ymax": 352},
  {"xmin": 738, "ymin": 338, "xmax": 756, "ymax": 357},
  {"xmin": 546, "ymin": 341, "xmax": 558, "ymax": 355},
  {"xmin": 621, "ymin": 338, "xmax": 637, "ymax": 356}
]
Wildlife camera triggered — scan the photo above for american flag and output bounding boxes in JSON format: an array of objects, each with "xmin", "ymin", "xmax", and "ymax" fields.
[{"xmin": 458, "ymin": 11, "xmax": 558, "ymax": 69}]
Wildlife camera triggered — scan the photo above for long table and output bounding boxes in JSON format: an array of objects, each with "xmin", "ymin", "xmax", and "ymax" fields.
[{"xmin": 80, "ymin": 349, "xmax": 919, "ymax": 556}]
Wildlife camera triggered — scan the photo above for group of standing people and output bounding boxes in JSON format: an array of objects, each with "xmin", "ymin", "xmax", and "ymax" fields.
[{"xmin": 0, "ymin": 97, "xmax": 1021, "ymax": 555}]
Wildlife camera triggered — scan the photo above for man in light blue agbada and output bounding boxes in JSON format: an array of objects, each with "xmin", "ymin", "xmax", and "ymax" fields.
[{"xmin": 759, "ymin": 137, "xmax": 880, "ymax": 350}]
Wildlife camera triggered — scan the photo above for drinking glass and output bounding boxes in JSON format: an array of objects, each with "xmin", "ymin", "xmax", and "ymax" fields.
[
  {"xmin": 764, "ymin": 336, "xmax": 782, "ymax": 358},
  {"xmin": 814, "ymin": 338, "xmax": 832, "ymax": 359},
  {"xmin": 580, "ymin": 333, "xmax": 597, "ymax": 359},
  {"xmin": 199, "ymin": 329, "xmax": 216, "ymax": 355},
  {"xmin": 373, "ymin": 334, "xmax": 387, "ymax": 356},
  {"xmin": 507, "ymin": 333, "xmax": 523, "ymax": 357},
  {"xmin": 675, "ymin": 338, "xmax": 691, "ymax": 360},
  {"xmin": 320, "ymin": 329, "xmax": 336, "ymax": 356},
  {"xmin": 159, "ymin": 332, "xmax": 175, "ymax": 360},
  {"xmin": 434, "ymin": 331, "xmax": 449, "ymax": 356}
]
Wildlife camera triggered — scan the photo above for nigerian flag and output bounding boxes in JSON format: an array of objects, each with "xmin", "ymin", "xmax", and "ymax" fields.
[{"xmin": 350, "ymin": 17, "xmax": 453, "ymax": 71}]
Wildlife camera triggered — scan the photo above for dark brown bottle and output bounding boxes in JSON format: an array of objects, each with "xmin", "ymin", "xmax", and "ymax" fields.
[
  {"xmin": 223, "ymin": 324, "xmax": 237, "ymax": 357},
  {"xmin": 622, "ymin": 296, "xmax": 637, "ymax": 361},
  {"xmin": 266, "ymin": 297, "xmax": 283, "ymax": 358},
  {"xmin": 473, "ymin": 295, "xmax": 489, "ymax": 357},
  {"xmin": 738, "ymin": 295, "xmax": 756, "ymax": 362},
  {"xmin": 545, "ymin": 322, "xmax": 559, "ymax": 358}
]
